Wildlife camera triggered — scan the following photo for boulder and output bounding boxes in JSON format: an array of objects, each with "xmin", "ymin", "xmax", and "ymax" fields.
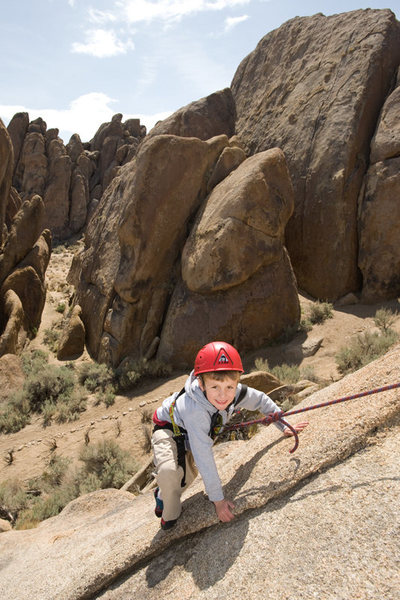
[
  {"xmin": 359, "ymin": 79, "xmax": 400, "ymax": 302},
  {"xmin": 1, "ymin": 266, "xmax": 46, "ymax": 331},
  {"xmin": 240, "ymin": 370, "xmax": 282, "ymax": 394},
  {"xmin": 231, "ymin": 9, "xmax": 400, "ymax": 300},
  {"xmin": 18, "ymin": 230, "xmax": 51, "ymax": 282},
  {"xmin": 0, "ymin": 289, "xmax": 26, "ymax": 355},
  {"xmin": 0, "ymin": 519, "xmax": 11, "ymax": 533},
  {"xmin": 157, "ymin": 249, "xmax": 299, "ymax": 368},
  {"xmin": 149, "ymin": 88, "xmax": 236, "ymax": 140},
  {"xmin": 0, "ymin": 195, "xmax": 45, "ymax": 286},
  {"xmin": 57, "ymin": 305, "xmax": 86, "ymax": 360},
  {"xmin": 207, "ymin": 143, "xmax": 247, "ymax": 193},
  {"xmin": 181, "ymin": 149, "xmax": 294, "ymax": 293},
  {"xmin": 157, "ymin": 150, "xmax": 299, "ymax": 366}
]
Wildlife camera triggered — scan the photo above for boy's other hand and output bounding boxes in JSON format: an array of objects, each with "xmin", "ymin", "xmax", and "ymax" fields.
[
  {"xmin": 214, "ymin": 499, "xmax": 235, "ymax": 522},
  {"xmin": 283, "ymin": 421, "xmax": 309, "ymax": 436}
]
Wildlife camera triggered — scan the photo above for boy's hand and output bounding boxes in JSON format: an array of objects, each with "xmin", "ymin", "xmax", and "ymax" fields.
[
  {"xmin": 283, "ymin": 421, "xmax": 309, "ymax": 436},
  {"xmin": 214, "ymin": 499, "xmax": 235, "ymax": 522}
]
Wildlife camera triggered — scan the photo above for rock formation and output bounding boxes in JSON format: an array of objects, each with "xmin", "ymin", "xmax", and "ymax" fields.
[
  {"xmin": 148, "ymin": 87, "xmax": 236, "ymax": 140},
  {"xmin": 358, "ymin": 69, "xmax": 400, "ymax": 302},
  {"xmin": 0, "ymin": 119, "xmax": 50, "ymax": 356},
  {"xmin": 231, "ymin": 9, "xmax": 400, "ymax": 301},
  {"xmin": 158, "ymin": 147, "xmax": 299, "ymax": 366},
  {"xmin": 7, "ymin": 112, "xmax": 146, "ymax": 240},
  {"xmin": 57, "ymin": 304, "xmax": 85, "ymax": 360},
  {"xmin": 70, "ymin": 134, "xmax": 298, "ymax": 368}
]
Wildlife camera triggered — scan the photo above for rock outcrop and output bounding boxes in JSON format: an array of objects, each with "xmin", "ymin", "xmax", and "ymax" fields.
[
  {"xmin": 7, "ymin": 113, "xmax": 146, "ymax": 240},
  {"xmin": 158, "ymin": 148, "xmax": 299, "ymax": 366},
  {"xmin": 231, "ymin": 9, "xmax": 400, "ymax": 301},
  {"xmin": 57, "ymin": 304, "xmax": 86, "ymax": 360},
  {"xmin": 71, "ymin": 135, "xmax": 298, "ymax": 368},
  {"xmin": 359, "ymin": 71, "xmax": 400, "ymax": 302},
  {"xmin": 0, "ymin": 119, "xmax": 50, "ymax": 356},
  {"xmin": 148, "ymin": 88, "xmax": 235, "ymax": 140}
]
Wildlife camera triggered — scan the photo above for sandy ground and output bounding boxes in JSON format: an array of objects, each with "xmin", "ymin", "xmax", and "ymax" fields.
[{"xmin": 1, "ymin": 241, "xmax": 400, "ymax": 488}]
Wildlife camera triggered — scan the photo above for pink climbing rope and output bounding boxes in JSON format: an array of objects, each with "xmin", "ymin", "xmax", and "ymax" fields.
[{"xmin": 222, "ymin": 382, "xmax": 400, "ymax": 453}]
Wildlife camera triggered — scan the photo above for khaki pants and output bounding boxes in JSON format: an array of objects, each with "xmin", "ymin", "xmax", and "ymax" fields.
[{"xmin": 152, "ymin": 428, "xmax": 198, "ymax": 521}]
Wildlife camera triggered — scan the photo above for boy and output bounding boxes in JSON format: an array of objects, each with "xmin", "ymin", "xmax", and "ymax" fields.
[{"xmin": 151, "ymin": 341, "xmax": 308, "ymax": 530}]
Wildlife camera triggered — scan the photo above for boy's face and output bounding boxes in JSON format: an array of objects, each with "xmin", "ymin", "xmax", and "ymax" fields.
[{"xmin": 198, "ymin": 374, "xmax": 239, "ymax": 411}]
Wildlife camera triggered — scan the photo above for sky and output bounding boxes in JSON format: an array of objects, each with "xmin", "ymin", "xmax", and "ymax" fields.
[{"xmin": 1, "ymin": 0, "xmax": 399, "ymax": 144}]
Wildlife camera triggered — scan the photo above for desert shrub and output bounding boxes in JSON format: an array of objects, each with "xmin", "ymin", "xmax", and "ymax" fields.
[
  {"xmin": 299, "ymin": 317, "xmax": 313, "ymax": 333},
  {"xmin": 307, "ymin": 301, "xmax": 333, "ymax": 325},
  {"xmin": 0, "ymin": 479, "xmax": 29, "ymax": 521},
  {"xmin": 373, "ymin": 308, "xmax": 397, "ymax": 333},
  {"xmin": 16, "ymin": 486, "xmax": 76, "ymax": 530},
  {"xmin": 254, "ymin": 358, "xmax": 300, "ymax": 384},
  {"xmin": 21, "ymin": 349, "xmax": 49, "ymax": 375},
  {"xmin": 336, "ymin": 329, "xmax": 398, "ymax": 375},
  {"xmin": 79, "ymin": 439, "xmax": 137, "ymax": 489},
  {"xmin": 115, "ymin": 358, "xmax": 172, "ymax": 392},
  {"xmin": 23, "ymin": 364, "xmax": 75, "ymax": 413},
  {"xmin": 300, "ymin": 365, "xmax": 319, "ymax": 382},
  {"xmin": 0, "ymin": 392, "xmax": 31, "ymax": 433},
  {"xmin": 43, "ymin": 327, "xmax": 61, "ymax": 353},
  {"xmin": 78, "ymin": 362, "xmax": 115, "ymax": 393},
  {"xmin": 54, "ymin": 394, "xmax": 87, "ymax": 424},
  {"xmin": 56, "ymin": 302, "xmax": 66, "ymax": 314},
  {"xmin": 271, "ymin": 363, "xmax": 301, "ymax": 384},
  {"xmin": 41, "ymin": 455, "xmax": 71, "ymax": 488}
]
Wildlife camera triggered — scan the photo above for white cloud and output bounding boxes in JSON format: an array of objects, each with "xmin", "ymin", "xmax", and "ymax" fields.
[
  {"xmin": 88, "ymin": 8, "xmax": 118, "ymax": 24},
  {"xmin": 71, "ymin": 28, "xmax": 134, "ymax": 57},
  {"xmin": 0, "ymin": 93, "xmax": 117, "ymax": 143},
  {"xmin": 0, "ymin": 93, "xmax": 173, "ymax": 143},
  {"xmin": 224, "ymin": 14, "xmax": 249, "ymax": 31},
  {"xmin": 119, "ymin": 0, "xmax": 250, "ymax": 24}
]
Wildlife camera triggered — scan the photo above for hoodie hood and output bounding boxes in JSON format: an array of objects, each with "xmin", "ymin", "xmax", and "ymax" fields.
[{"xmin": 185, "ymin": 370, "xmax": 216, "ymax": 414}]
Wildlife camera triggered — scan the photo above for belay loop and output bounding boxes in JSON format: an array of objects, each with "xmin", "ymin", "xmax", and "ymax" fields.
[{"xmin": 220, "ymin": 382, "xmax": 400, "ymax": 453}]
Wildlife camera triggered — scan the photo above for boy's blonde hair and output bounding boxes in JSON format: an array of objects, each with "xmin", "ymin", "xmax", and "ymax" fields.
[{"xmin": 199, "ymin": 370, "xmax": 241, "ymax": 384}]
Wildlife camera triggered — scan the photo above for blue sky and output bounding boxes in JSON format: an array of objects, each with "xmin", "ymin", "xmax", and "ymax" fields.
[{"xmin": 1, "ymin": 0, "xmax": 399, "ymax": 143}]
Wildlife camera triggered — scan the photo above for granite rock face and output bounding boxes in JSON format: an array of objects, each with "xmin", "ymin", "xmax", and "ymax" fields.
[
  {"xmin": 359, "ymin": 74, "xmax": 400, "ymax": 302},
  {"xmin": 231, "ymin": 9, "xmax": 400, "ymax": 300}
]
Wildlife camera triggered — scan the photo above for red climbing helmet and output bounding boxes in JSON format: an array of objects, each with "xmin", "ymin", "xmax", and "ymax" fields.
[{"xmin": 194, "ymin": 341, "xmax": 244, "ymax": 376}]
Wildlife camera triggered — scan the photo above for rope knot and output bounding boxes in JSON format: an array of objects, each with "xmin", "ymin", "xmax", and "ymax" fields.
[{"xmin": 264, "ymin": 411, "xmax": 283, "ymax": 425}]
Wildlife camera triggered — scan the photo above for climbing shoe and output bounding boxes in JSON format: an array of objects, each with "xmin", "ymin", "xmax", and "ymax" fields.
[
  {"xmin": 154, "ymin": 487, "xmax": 163, "ymax": 518},
  {"xmin": 161, "ymin": 518, "xmax": 177, "ymax": 531}
]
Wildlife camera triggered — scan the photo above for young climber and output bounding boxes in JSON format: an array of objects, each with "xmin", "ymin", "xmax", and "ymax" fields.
[{"xmin": 151, "ymin": 341, "xmax": 308, "ymax": 530}]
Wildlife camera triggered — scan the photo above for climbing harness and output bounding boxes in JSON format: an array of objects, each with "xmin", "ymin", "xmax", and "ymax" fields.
[{"xmin": 219, "ymin": 382, "xmax": 400, "ymax": 454}]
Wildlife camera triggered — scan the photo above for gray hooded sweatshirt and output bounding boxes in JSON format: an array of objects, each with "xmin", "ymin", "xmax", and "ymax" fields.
[{"xmin": 155, "ymin": 371, "xmax": 285, "ymax": 502}]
